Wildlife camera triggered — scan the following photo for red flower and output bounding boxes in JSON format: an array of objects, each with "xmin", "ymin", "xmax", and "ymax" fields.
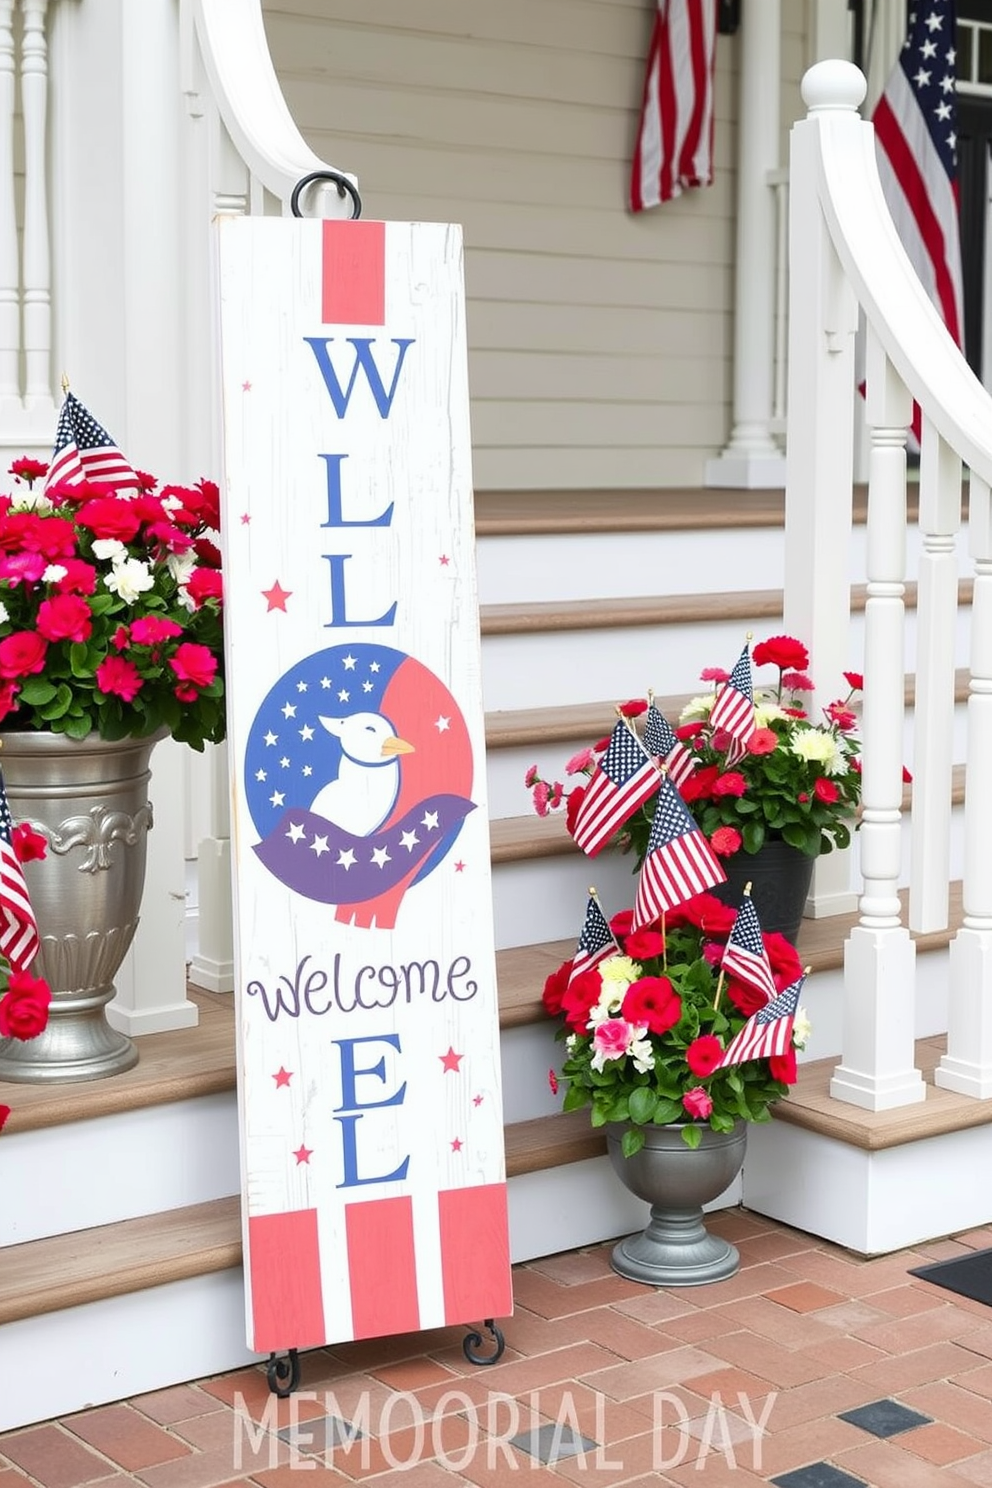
[
  {"xmin": 542, "ymin": 961, "xmax": 572, "ymax": 1017},
  {"xmin": 548, "ymin": 1068, "xmax": 559, "ymax": 1096},
  {"xmin": 135, "ymin": 470, "xmax": 159, "ymax": 492},
  {"xmin": 686, "ymin": 1034, "xmax": 724, "ymax": 1077},
  {"xmin": 747, "ymin": 728, "xmax": 779, "ymax": 756},
  {"xmin": 36, "ymin": 593, "xmax": 93, "ymax": 644},
  {"xmin": 8, "ymin": 456, "xmax": 48, "ymax": 483},
  {"xmin": 619, "ymin": 698, "xmax": 647, "ymax": 718},
  {"xmin": 0, "ymin": 679, "xmax": 20, "ymax": 721},
  {"xmin": 826, "ymin": 702, "xmax": 858, "ymax": 731},
  {"xmin": 564, "ymin": 783, "xmax": 586, "ymax": 836},
  {"xmin": 798, "ymin": 792, "xmax": 809, "ymax": 803},
  {"xmin": 624, "ymin": 928, "xmax": 664, "ymax": 961},
  {"xmin": 561, "ymin": 970, "xmax": 603, "ymax": 1034},
  {"xmin": 0, "ymin": 552, "xmax": 46, "ymax": 586},
  {"xmin": 622, "ymin": 976, "xmax": 681, "ymax": 1036},
  {"xmin": 712, "ymin": 771, "xmax": 747, "ymax": 798},
  {"xmin": 169, "ymin": 642, "xmax": 217, "ymax": 689},
  {"xmin": 0, "ymin": 1104, "xmax": 9, "ymax": 1131},
  {"xmin": 0, "ymin": 630, "xmax": 48, "ymax": 678},
  {"xmin": 752, "ymin": 635, "xmax": 810, "ymax": 671},
  {"xmin": 781, "ymin": 672, "xmax": 814, "ymax": 692},
  {"xmin": 609, "ymin": 908, "xmax": 635, "ymax": 938},
  {"xmin": 96, "ymin": 655, "xmax": 143, "ymax": 702},
  {"xmin": 769, "ymin": 1048, "xmax": 798, "ymax": 1084},
  {"xmin": 12, "ymin": 822, "xmax": 47, "ymax": 862},
  {"xmin": 699, "ymin": 667, "xmax": 730, "ymax": 684},
  {"xmin": 813, "ymin": 777, "xmax": 840, "ymax": 804},
  {"xmin": 710, "ymin": 826, "xmax": 743, "ymax": 857},
  {"xmin": 783, "ymin": 707, "xmax": 808, "ymax": 719},
  {"xmin": 111, "ymin": 625, "xmax": 130, "ymax": 651},
  {"xmin": 54, "ymin": 558, "xmax": 97, "ymax": 595},
  {"xmin": 592, "ymin": 735, "xmax": 611, "ymax": 753},
  {"xmin": 193, "ymin": 537, "xmax": 222, "ymax": 568},
  {"xmin": 675, "ymin": 722, "xmax": 705, "ymax": 741},
  {"xmin": 75, "ymin": 496, "xmax": 142, "ymax": 543},
  {"xmin": 174, "ymin": 683, "xmax": 200, "ymax": 703},
  {"xmin": 843, "ymin": 671, "xmax": 863, "ymax": 691},
  {"xmin": 902, "ymin": 765, "xmax": 913, "ymax": 783},
  {"xmin": 680, "ymin": 893, "xmax": 737, "ymax": 938},
  {"xmin": 679, "ymin": 763, "xmax": 720, "ymax": 803},
  {"xmin": 548, "ymin": 781, "xmax": 564, "ymax": 810},
  {"xmin": 763, "ymin": 932, "xmax": 803, "ymax": 990},
  {"xmin": 726, "ymin": 978, "xmax": 768, "ymax": 1016},
  {"xmin": 682, "ymin": 1086, "xmax": 713, "ymax": 1119},
  {"xmin": 0, "ymin": 969, "xmax": 51, "ymax": 1040},
  {"xmin": 130, "ymin": 615, "xmax": 183, "ymax": 645}
]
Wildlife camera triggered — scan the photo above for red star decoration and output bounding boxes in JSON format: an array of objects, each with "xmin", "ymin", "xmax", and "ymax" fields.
[
  {"xmin": 263, "ymin": 580, "xmax": 291, "ymax": 612},
  {"xmin": 451, "ymin": 1137, "xmax": 463, "ymax": 1152},
  {"xmin": 439, "ymin": 554, "xmax": 450, "ymax": 566},
  {"xmin": 240, "ymin": 513, "xmax": 251, "ymax": 526},
  {"xmin": 473, "ymin": 1094, "xmax": 483, "ymax": 1106},
  {"xmin": 273, "ymin": 1067, "xmax": 293, "ymax": 1088},
  {"xmin": 242, "ymin": 380, "xmax": 252, "ymax": 392},
  {"xmin": 293, "ymin": 1144, "xmax": 312, "ymax": 1164},
  {"xmin": 439, "ymin": 1046, "xmax": 463, "ymax": 1073},
  {"xmin": 454, "ymin": 860, "xmax": 466, "ymax": 873}
]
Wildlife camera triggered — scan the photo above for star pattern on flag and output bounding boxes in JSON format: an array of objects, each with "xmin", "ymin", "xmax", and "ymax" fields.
[
  {"xmin": 722, "ymin": 895, "xmax": 777, "ymax": 1007},
  {"xmin": 569, "ymin": 892, "xmax": 618, "ymax": 985}
]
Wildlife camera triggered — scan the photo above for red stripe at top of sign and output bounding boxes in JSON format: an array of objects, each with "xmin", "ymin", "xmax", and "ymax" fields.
[{"xmin": 322, "ymin": 219, "xmax": 385, "ymax": 325}]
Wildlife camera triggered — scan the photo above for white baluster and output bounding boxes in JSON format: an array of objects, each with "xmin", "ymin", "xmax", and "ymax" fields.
[
  {"xmin": 188, "ymin": 741, "xmax": 234, "ymax": 993},
  {"xmin": 20, "ymin": 0, "xmax": 54, "ymax": 422},
  {"xmin": 830, "ymin": 336, "xmax": 925, "ymax": 1110},
  {"xmin": 0, "ymin": 0, "xmax": 18, "ymax": 418},
  {"xmin": 909, "ymin": 418, "xmax": 961, "ymax": 932},
  {"xmin": 937, "ymin": 475, "xmax": 992, "ymax": 1097}
]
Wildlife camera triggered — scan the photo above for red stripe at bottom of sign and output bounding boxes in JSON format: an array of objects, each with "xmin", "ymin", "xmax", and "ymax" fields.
[
  {"xmin": 346, "ymin": 1195, "xmax": 420, "ymax": 1339},
  {"xmin": 438, "ymin": 1183, "xmax": 513, "ymax": 1325},
  {"xmin": 248, "ymin": 1209, "xmax": 326, "ymax": 1351},
  {"xmin": 322, "ymin": 219, "xmax": 385, "ymax": 325}
]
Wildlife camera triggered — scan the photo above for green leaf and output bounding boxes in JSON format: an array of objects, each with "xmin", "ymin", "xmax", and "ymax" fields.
[
  {"xmin": 621, "ymin": 1127, "xmax": 646, "ymax": 1159},
  {"xmin": 561, "ymin": 1084, "xmax": 587, "ymax": 1112},
  {"xmin": 681, "ymin": 1124, "xmax": 703, "ymax": 1149},
  {"xmin": 17, "ymin": 678, "xmax": 58, "ymax": 706},
  {"xmin": 628, "ymin": 1086, "xmax": 658, "ymax": 1125}
]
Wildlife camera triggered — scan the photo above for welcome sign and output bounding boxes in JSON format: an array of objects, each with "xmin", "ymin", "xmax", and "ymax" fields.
[{"xmin": 216, "ymin": 218, "xmax": 511, "ymax": 1352}]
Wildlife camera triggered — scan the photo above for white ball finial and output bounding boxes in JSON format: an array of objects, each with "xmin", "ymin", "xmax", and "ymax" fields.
[{"xmin": 801, "ymin": 60, "xmax": 867, "ymax": 114}]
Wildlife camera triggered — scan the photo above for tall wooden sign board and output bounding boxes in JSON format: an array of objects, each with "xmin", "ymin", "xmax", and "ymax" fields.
[{"xmin": 216, "ymin": 218, "xmax": 511, "ymax": 1350}]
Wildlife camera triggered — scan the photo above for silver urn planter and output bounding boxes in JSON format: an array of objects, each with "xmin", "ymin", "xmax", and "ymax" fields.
[
  {"xmin": 607, "ymin": 1120, "xmax": 748, "ymax": 1286},
  {"xmin": 0, "ymin": 730, "xmax": 162, "ymax": 1083}
]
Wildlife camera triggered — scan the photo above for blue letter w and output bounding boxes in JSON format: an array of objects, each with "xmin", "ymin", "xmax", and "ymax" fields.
[{"xmin": 304, "ymin": 337, "xmax": 415, "ymax": 419}]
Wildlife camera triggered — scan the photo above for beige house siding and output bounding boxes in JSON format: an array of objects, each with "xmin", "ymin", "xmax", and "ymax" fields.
[{"xmin": 262, "ymin": 0, "xmax": 807, "ymax": 492}]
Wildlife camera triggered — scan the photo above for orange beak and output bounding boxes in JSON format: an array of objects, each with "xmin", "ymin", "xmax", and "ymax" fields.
[{"xmin": 381, "ymin": 735, "xmax": 415, "ymax": 757}]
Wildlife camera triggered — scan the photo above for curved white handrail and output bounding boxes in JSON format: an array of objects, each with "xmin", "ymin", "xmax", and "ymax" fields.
[
  {"xmin": 191, "ymin": 0, "xmax": 356, "ymax": 213},
  {"xmin": 804, "ymin": 59, "xmax": 992, "ymax": 484}
]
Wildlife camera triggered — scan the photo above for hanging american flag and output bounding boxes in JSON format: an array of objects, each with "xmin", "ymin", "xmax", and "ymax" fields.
[
  {"xmin": 644, "ymin": 700, "xmax": 698, "ymax": 787},
  {"xmin": 571, "ymin": 719, "xmax": 660, "ymax": 858},
  {"xmin": 569, "ymin": 891, "xmax": 619, "ymax": 984},
  {"xmin": 632, "ymin": 773, "xmax": 725, "ymax": 929},
  {"xmin": 709, "ymin": 643, "xmax": 755, "ymax": 765},
  {"xmin": 715, "ymin": 973, "xmax": 805, "ymax": 1070},
  {"xmin": 630, "ymin": 0, "xmax": 719, "ymax": 212},
  {"xmin": 722, "ymin": 891, "xmax": 776, "ymax": 1007},
  {"xmin": 0, "ymin": 769, "xmax": 40, "ymax": 973},
  {"xmin": 43, "ymin": 392, "xmax": 142, "ymax": 493},
  {"xmin": 872, "ymin": 1, "xmax": 963, "ymax": 355}
]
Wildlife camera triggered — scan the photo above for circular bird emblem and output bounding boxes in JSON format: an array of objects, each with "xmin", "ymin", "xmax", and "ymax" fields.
[{"xmin": 245, "ymin": 643, "xmax": 476, "ymax": 928}]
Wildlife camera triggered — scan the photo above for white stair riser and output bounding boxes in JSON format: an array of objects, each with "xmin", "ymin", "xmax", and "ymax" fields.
[
  {"xmin": 1, "ymin": 1093, "xmax": 240, "ymax": 1245},
  {"xmin": 492, "ymin": 850, "xmax": 639, "ymax": 949},
  {"xmin": 477, "ymin": 523, "xmax": 971, "ymax": 606},
  {"xmin": 481, "ymin": 609, "xmax": 973, "ymax": 712}
]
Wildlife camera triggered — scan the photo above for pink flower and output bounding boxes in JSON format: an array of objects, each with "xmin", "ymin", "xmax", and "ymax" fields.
[
  {"xmin": 549, "ymin": 781, "xmax": 564, "ymax": 810},
  {"xmin": 826, "ymin": 702, "xmax": 858, "ymax": 731},
  {"xmin": 532, "ymin": 781, "xmax": 550, "ymax": 817},
  {"xmin": 699, "ymin": 667, "xmax": 730, "ymax": 684},
  {"xmin": 710, "ymin": 826, "xmax": 742, "ymax": 857},
  {"xmin": 169, "ymin": 642, "xmax": 217, "ymax": 689},
  {"xmin": 186, "ymin": 567, "xmax": 223, "ymax": 607},
  {"xmin": 782, "ymin": 672, "xmax": 814, "ymax": 692},
  {"xmin": 0, "ymin": 679, "xmax": 20, "ymax": 721},
  {"xmin": 814, "ymin": 777, "xmax": 840, "ymax": 804},
  {"xmin": 96, "ymin": 655, "xmax": 143, "ymax": 702},
  {"xmin": 565, "ymin": 747, "xmax": 594, "ymax": 776},
  {"xmin": 75, "ymin": 496, "xmax": 142, "ymax": 542},
  {"xmin": 0, "ymin": 552, "xmax": 46, "ymax": 586},
  {"xmin": 0, "ymin": 630, "xmax": 48, "ymax": 678},
  {"xmin": 747, "ymin": 729, "xmax": 779, "ymax": 756},
  {"xmin": 524, "ymin": 765, "xmax": 539, "ymax": 788},
  {"xmin": 682, "ymin": 1087, "xmax": 714, "ymax": 1120},
  {"xmin": 592, "ymin": 1018, "xmax": 635, "ymax": 1063},
  {"xmin": 36, "ymin": 593, "xmax": 93, "ymax": 644},
  {"xmin": 548, "ymin": 1068, "xmax": 559, "ymax": 1096},
  {"xmin": 12, "ymin": 823, "xmax": 46, "ymax": 862},
  {"xmin": 130, "ymin": 615, "xmax": 183, "ymax": 645}
]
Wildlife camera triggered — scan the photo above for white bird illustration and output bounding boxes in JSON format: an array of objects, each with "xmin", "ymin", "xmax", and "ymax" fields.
[{"xmin": 309, "ymin": 712, "xmax": 415, "ymax": 836}]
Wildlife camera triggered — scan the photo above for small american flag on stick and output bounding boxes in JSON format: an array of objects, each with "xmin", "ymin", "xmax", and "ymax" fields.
[
  {"xmin": 709, "ymin": 642, "xmax": 755, "ymax": 765},
  {"xmin": 44, "ymin": 391, "xmax": 142, "ymax": 493},
  {"xmin": 571, "ymin": 719, "xmax": 660, "ymax": 858},
  {"xmin": 569, "ymin": 889, "xmax": 619, "ymax": 984},
  {"xmin": 714, "ymin": 973, "xmax": 806, "ymax": 1070},
  {"xmin": 721, "ymin": 888, "xmax": 776, "ymax": 1008},
  {"xmin": 0, "ymin": 767, "xmax": 40, "ymax": 972},
  {"xmin": 632, "ymin": 772, "xmax": 725, "ymax": 929},
  {"xmin": 644, "ymin": 699, "xmax": 697, "ymax": 788}
]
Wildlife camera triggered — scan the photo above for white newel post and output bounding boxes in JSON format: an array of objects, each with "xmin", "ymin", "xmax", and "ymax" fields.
[
  {"xmin": 830, "ymin": 335, "xmax": 925, "ymax": 1110},
  {"xmin": 782, "ymin": 63, "xmax": 859, "ymax": 919},
  {"xmin": 705, "ymin": 0, "xmax": 785, "ymax": 488},
  {"xmin": 937, "ymin": 475, "xmax": 992, "ymax": 1097},
  {"xmin": 0, "ymin": 0, "xmax": 17, "ymax": 424},
  {"xmin": 908, "ymin": 422, "xmax": 961, "ymax": 933},
  {"xmin": 20, "ymin": 0, "xmax": 54, "ymax": 431},
  {"xmin": 187, "ymin": 742, "xmax": 234, "ymax": 992}
]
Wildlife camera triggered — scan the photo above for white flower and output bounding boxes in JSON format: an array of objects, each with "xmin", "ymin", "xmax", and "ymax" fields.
[
  {"xmin": 565, "ymin": 1033, "xmax": 577, "ymax": 1051},
  {"xmin": 680, "ymin": 693, "xmax": 716, "ymax": 723},
  {"xmin": 793, "ymin": 1007, "xmax": 812, "ymax": 1050},
  {"xmin": 789, "ymin": 728, "xmax": 844, "ymax": 776},
  {"xmin": 0, "ymin": 601, "xmax": 8, "ymax": 624},
  {"xmin": 42, "ymin": 564, "xmax": 67, "ymax": 584},
  {"xmin": 167, "ymin": 551, "xmax": 197, "ymax": 587},
  {"xmin": 104, "ymin": 557, "xmax": 154, "ymax": 603},
  {"xmin": 754, "ymin": 703, "xmax": 788, "ymax": 729},
  {"xmin": 92, "ymin": 538, "xmax": 126, "ymax": 563},
  {"xmin": 10, "ymin": 491, "xmax": 53, "ymax": 514},
  {"xmin": 629, "ymin": 1034, "xmax": 656, "ymax": 1073}
]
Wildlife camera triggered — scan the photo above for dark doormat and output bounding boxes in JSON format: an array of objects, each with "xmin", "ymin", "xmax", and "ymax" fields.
[{"xmin": 909, "ymin": 1247, "xmax": 992, "ymax": 1306}]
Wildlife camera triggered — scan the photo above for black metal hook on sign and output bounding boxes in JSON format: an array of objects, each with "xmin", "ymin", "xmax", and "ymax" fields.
[
  {"xmin": 266, "ymin": 1348, "xmax": 301, "ymax": 1396},
  {"xmin": 290, "ymin": 169, "xmax": 362, "ymax": 221},
  {"xmin": 462, "ymin": 1318, "xmax": 506, "ymax": 1366}
]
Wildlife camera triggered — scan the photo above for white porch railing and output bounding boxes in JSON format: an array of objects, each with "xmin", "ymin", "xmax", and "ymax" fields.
[{"xmin": 784, "ymin": 60, "xmax": 992, "ymax": 1112}]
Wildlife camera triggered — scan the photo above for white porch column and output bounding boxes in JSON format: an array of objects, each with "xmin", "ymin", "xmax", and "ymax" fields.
[
  {"xmin": 187, "ymin": 742, "xmax": 234, "ymax": 993},
  {"xmin": 705, "ymin": 0, "xmax": 785, "ymax": 488},
  {"xmin": 49, "ymin": 0, "xmax": 198, "ymax": 1033}
]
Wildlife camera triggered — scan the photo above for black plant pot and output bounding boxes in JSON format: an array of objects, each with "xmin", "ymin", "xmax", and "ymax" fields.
[{"xmin": 712, "ymin": 840, "xmax": 815, "ymax": 945}]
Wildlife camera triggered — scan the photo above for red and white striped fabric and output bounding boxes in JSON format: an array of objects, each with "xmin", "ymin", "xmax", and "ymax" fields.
[
  {"xmin": 714, "ymin": 975, "xmax": 805, "ymax": 1071},
  {"xmin": 630, "ymin": 0, "xmax": 719, "ymax": 212},
  {"xmin": 871, "ymin": 0, "xmax": 963, "ymax": 353}
]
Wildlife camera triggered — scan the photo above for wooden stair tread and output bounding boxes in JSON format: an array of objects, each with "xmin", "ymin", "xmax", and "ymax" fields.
[
  {"xmin": 504, "ymin": 1108, "xmax": 606, "ymax": 1176},
  {"xmin": 0, "ymin": 1195, "xmax": 243, "ymax": 1326},
  {"xmin": 479, "ymin": 579, "xmax": 970, "ymax": 638}
]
